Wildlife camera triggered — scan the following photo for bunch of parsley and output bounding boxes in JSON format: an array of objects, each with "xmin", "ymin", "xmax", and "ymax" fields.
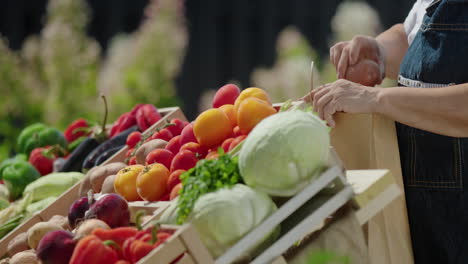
[{"xmin": 176, "ymin": 152, "xmax": 242, "ymax": 224}]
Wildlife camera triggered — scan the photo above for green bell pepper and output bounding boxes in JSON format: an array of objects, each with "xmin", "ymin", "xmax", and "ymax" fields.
[
  {"xmin": 0, "ymin": 154, "xmax": 27, "ymax": 179},
  {"xmin": 17, "ymin": 123, "xmax": 68, "ymax": 156},
  {"xmin": 2, "ymin": 161, "xmax": 40, "ymax": 200},
  {"xmin": 17, "ymin": 123, "xmax": 47, "ymax": 153}
]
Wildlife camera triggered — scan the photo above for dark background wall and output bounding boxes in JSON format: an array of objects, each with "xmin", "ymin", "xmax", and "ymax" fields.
[{"xmin": 0, "ymin": 0, "xmax": 413, "ymax": 119}]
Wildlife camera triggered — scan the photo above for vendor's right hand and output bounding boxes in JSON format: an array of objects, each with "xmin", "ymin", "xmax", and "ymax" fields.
[{"xmin": 330, "ymin": 35, "xmax": 385, "ymax": 85}]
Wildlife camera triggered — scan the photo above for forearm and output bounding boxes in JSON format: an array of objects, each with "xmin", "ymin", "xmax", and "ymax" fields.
[
  {"xmin": 376, "ymin": 24, "xmax": 408, "ymax": 80},
  {"xmin": 376, "ymin": 85, "xmax": 468, "ymax": 137}
]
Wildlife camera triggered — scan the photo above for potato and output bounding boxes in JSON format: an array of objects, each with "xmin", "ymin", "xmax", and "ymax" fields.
[
  {"xmin": 27, "ymin": 222, "xmax": 63, "ymax": 249},
  {"xmin": 78, "ymin": 166, "xmax": 97, "ymax": 197},
  {"xmin": 7, "ymin": 232, "xmax": 29, "ymax": 257},
  {"xmin": 135, "ymin": 139, "xmax": 168, "ymax": 164},
  {"xmin": 90, "ymin": 162, "xmax": 127, "ymax": 193},
  {"xmin": 0, "ymin": 258, "xmax": 10, "ymax": 264},
  {"xmin": 75, "ymin": 219, "xmax": 110, "ymax": 237},
  {"xmin": 10, "ymin": 250, "xmax": 39, "ymax": 264},
  {"xmin": 48, "ymin": 215, "xmax": 70, "ymax": 230},
  {"xmin": 345, "ymin": 59, "xmax": 382, "ymax": 86},
  {"xmin": 101, "ymin": 174, "xmax": 116, "ymax": 193}
]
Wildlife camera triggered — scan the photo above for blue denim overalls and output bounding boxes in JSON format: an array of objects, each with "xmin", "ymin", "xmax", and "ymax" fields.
[{"xmin": 397, "ymin": 0, "xmax": 468, "ymax": 263}]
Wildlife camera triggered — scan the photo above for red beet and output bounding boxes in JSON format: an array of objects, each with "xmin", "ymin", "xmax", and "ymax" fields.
[
  {"xmin": 85, "ymin": 193, "xmax": 130, "ymax": 228},
  {"xmin": 37, "ymin": 230, "xmax": 76, "ymax": 264},
  {"xmin": 68, "ymin": 197, "xmax": 89, "ymax": 229}
]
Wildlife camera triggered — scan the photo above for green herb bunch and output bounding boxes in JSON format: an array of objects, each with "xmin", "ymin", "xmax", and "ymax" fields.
[{"xmin": 176, "ymin": 151, "xmax": 242, "ymax": 224}]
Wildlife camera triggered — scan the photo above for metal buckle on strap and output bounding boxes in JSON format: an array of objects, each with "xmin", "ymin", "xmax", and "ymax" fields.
[{"xmin": 398, "ymin": 75, "xmax": 455, "ymax": 88}]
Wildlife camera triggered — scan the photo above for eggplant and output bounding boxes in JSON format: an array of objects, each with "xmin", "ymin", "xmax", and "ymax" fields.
[
  {"xmin": 81, "ymin": 126, "xmax": 138, "ymax": 171},
  {"xmin": 94, "ymin": 145, "xmax": 124, "ymax": 167},
  {"xmin": 60, "ymin": 138, "xmax": 99, "ymax": 172}
]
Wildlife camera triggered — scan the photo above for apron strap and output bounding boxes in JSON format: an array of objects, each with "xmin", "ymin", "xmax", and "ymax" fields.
[{"xmin": 398, "ymin": 75, "xmax": 455, "ymax": 88}]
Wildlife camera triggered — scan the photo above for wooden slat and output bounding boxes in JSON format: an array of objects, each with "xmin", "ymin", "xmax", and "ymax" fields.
[
  {"xmin": 346, "ymin": 169, "xmax": 401, "ymax": 225},
  {"xmin": 271, "ymin": 256, "xmax": 288, "ymax": 264},
  {"xmin": 137, "ymin": 225, "xmax": 187, "ymax": 264},
  {"xmin": 179, "ymin": 225, "xmax": 215, "ymax": 264},
  {"xmin": 102, "ymin": 107, "xmax": 187, "ymax": 165},
  {"xmin": 177, "ymin": 253, "xmax": 196, "ymax": 264},
  {"xmin": 216, "ymin": 166, "xmax": 347, "ymax": 264},
  {"xmin": 355, "ymin": 184, "xmax": 401, "ymax": 226},
  {"xmin": 128, "ymin": 201, "xmax": 170, "ymax": 223}
]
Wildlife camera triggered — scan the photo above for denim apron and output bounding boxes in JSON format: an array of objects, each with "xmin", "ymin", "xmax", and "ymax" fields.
[{"xmin": 397, "ymin": 0, "xmax": 468, "ymax": 263}]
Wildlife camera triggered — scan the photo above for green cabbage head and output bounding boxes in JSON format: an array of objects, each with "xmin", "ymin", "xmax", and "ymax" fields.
[
  {"xmin": 239, "ymin": 110, "xmax": 330, "ymax": 197},
  {"xmin": 187, "ymin": 184, "xmax": 279, "ymax": 258}
]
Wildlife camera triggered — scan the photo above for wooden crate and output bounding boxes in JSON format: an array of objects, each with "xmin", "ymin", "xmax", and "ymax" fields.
[
  {"xmin": 0, "ymin": 107, "xmax": 187, "ymax": 257},
  {"xmin": 138, "ymin": 167, "xmax": 399, "ymax": 264}
]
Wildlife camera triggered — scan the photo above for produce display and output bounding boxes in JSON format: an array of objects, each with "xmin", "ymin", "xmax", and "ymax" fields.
[
  {"xmin": 3, "ymin": 193, "xmax": 175, "ymax": 264},
  {"xmin": 0, "ymin": 95, "xmax": 165, "ymax": 241},
  {"xmin": 0, "ymin": 83, "xmax": 333, "ymax": 263}
]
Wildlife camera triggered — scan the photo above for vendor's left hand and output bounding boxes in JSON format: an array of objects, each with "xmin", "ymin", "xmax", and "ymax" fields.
[{"xmin": 301, "ymin": 79, "xmax": 380, "ymax": 127}]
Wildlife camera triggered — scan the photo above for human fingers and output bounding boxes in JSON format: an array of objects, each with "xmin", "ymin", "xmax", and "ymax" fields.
[
  {"xmin": 323, "ymin": 101, "xmax": 337, "ymax": 127},
  {"xmin": 337, "ymin": 47, "xmax": 350, "ymax": 79},
  {"xmin": 331, "ymin": 42, "xmax": 346, "ymax": 68},
  {"xmin": 315, "ymin": 91, "xmax": 334, "ymax": 121}
]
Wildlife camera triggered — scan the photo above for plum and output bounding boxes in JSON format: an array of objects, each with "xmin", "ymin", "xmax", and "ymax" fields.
[
  {"xmin": 37, "ymin": 230, "xmax": 76, "ymax": 264},
  {"xmin": 85, "ymin": 193, "xmax": 130, "ymax": 228},
  {"xmin": 68, "ymin": 196, "xmax": 89, "ymax": 229}
]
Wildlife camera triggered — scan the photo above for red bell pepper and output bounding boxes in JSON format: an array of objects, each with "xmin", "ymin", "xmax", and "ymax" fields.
[
  {"xmin": 122, "ymin": 225, "xmax": 172, "ymax": 263},
  {"xmin": 92, "ymin": 227, "xmax": 138, "ymax": 258},
  {"xmin": 64, "ymin": 118, "xmax": 91, "ymax": 143},
  {"xmin": 136, "ymin": 104, "xmax": 162, "ymax": 131},
  {"xmin": 69, "ymin": 235, "xmax": 119, "ymax": 264},
  {"xmin": 29, "ymin": 145, "xmax": 67, "ymax": 175}
]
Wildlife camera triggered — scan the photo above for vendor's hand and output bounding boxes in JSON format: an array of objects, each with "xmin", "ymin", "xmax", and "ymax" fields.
[
  {"xmin": 301, "ymin": 79, "xmax": 380, "ymax": 127},
  {"xmin": 330, "ymin": 36, "xmax": 385, "ymax": 81}
]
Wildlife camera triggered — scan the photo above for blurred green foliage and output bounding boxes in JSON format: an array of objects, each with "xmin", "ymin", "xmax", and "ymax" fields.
[{"xmin": 0, "ymin": 0, "xmax": 184, "ymax": 161}]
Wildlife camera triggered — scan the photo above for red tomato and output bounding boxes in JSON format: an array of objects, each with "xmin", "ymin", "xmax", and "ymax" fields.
[
  {"xmin": 128, "ymin": 156, "xmax": 137, "ymax": 165},
  {"xmin": 126, "ymin": 131, "xmax": 142, "ymax": 148},
  {"xmin": 180, "ymin": 142, "xmax": 207, "ymax": 158},
  {"xmin": 228, "ymin": 135, "xmax": 247, "ymax": 152},
  {"xmin": 166, "ymin": 135, "xmax": 182, "ymax": 155},
  {"xmin": 159, "ymin": 192, "xmax": 170, "ymax": 201},
  {"xmin": 170, "ymin": 183, "xmax": 183, "ymax": 200},
  {"xmin": 221, "ymin": 138, "xmax": 235, "ymax": 153},
  {"xmin": 166, "ymin": 119, "xmax": 186, "ymax": 136},
  {"xmin": 167, "ymin": 169, "xmax": 185, "ymax": 192},
  {"xmin": 233, "ymin": 126, "xmax": 243, "ymax": 137},
  {"xmin": 152, "ymin": 128, "xmax": 173, "ymax": 142},
  {"xmin": 180, "ymin": 123, "xmax": 197, "ymax": 145},
  {"xmin": 212, "ymin": 84, "xmax": 241, "ymax": 108},
  {"xmin": 171, "ymin": 150, "xmax": 198, "ymax": 172},
  {"xmin": 126, "ymin": 148, "xmax": 135, "ymax": 158},
  {"xmin": 146, "ymin": 149, "xmax": 175, "ymax": 169}
]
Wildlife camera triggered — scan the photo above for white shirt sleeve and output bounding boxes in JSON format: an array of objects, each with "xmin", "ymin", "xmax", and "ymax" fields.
[
  {"xmin": 403, "ymin": 0, "xmax": 433, "ymax": 45},
  {"xmin": 404, "ymin": 1, "xmax": 419, "ymax": 37}
]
